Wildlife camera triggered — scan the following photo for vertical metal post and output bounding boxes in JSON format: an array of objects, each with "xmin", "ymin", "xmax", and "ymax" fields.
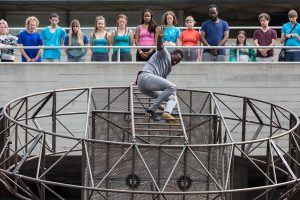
[
  {"xmin": 265, "ymin": 105, "xmax": 273, "ymax": 200},
  {"xmin": 118, "ymin": 48, "xmax": 121, "ymax": 62},
  {"xmin": 40, "ymin": 134, "xmax": 46, "ymax": 200},
  {"xmin": 52, "ymin": 92, "xmax": 56, "ymax": 153},
  {"xmin": 25, "ymin": 97, "xmax": 28, "ymax": 153},
  {"xmin": 131, "ymin": 145, "xmax": 136, "ymax": 200},
  {"xmin": 241, "ymin": 98, "xmax": 247, "ymax": 155}
]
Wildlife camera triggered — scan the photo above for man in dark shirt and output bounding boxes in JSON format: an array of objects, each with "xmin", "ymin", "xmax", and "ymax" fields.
[{"xmin": 253, "ymin": 13, "xmax": 277, "ymax": 62}]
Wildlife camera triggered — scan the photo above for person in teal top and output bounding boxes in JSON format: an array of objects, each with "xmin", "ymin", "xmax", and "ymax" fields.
[
  {"xmin": 161, "ymin": 11, "xmax": 181, "ymax": 47},
  {"xmin": 280, "ymin": 10, "xmax": 300, "ymax": 61},
  {"xmin": 40, "ymin": 13, "xmax": 66, "ymax": 62},
  {"xmin": 90, "ymin": 16, "xmax": 111, "ymax": 62},
  {"xmin": 229, "ymin": 30, "xmax": 256, "ymax": 62},
  {"xmin": 64, "ymin": 19, "xmax": 89, "ymax": 62},
  {"xmin": 111, "ymin": 14, "xmax": 134, "ymax": 62}
]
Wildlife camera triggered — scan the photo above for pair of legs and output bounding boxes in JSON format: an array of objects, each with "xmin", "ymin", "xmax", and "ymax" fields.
[
  {"xmin": 137, "ymin": 72, "xmax": 177, "ymax": 115},
  {"xmin": 285, "ymin": 51, "xmax": 300, "ymax": 61},
  {"xmin": 202, "ymin": 52, "xmax": 226, "ymax": 62},
  {"xmin": 255, "ymin": 56, "xmax": 274, "ymax": 62}
]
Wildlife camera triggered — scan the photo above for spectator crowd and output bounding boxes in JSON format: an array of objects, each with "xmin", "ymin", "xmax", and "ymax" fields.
[{"xmin": 1, "ymin": 5, "xmax": 300, "ymax": 63}]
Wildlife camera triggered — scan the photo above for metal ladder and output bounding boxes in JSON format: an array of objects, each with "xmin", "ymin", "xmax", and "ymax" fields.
[{"xmin": 130, "ymin": 83, "xmax": 188, "ymax": 144}]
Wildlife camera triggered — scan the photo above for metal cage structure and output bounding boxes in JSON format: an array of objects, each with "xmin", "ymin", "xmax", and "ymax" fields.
[{"xmin": 0, "ymin": 85, "xmax": 299, "ymax": 200}]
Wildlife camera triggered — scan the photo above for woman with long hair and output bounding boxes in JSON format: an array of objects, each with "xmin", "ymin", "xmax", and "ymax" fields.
[
  {"xmin": 135, "ymin": 9, "xmax": 158, "ymax": 61},
  {"xmin": 111, "ymin": 14, "xmax": 134, "ymax": 62},
  {"xmin": 64, "ymin": 19, "xmax": 89, "ymax": 62},
  {"xmin": 161, "ymin": 11, "xmax": 181, "ymax": 48},
  {"xmin": 229, "ymin": 30, "xmax": 256, "ymax": 62},
  {"xmin": 90, "ymin": 16, "xmax": 111, "ymax": 62}
]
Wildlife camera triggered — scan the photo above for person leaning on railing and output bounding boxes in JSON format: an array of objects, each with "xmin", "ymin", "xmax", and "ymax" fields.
[
  {"xmin": 280, "ymin": 9, "xmax": 300, "ymax": 62},
  {"xmin": 229, "ymin": 30, "xmax": 256, "ymax": 62},
  {"xmin": 161, "ymin": 11, "xmax": 181, "ymax": 52},
  {"xmin": 253, "ymin": 13, "xmax": 277, "ymax": 62},
  {"xmin": 135, "ymin": 9, "xmax": 158, "ymax": 62},
  {"xmin": 179, "ymin": 16, "xmax": 201, "ymax": 62},
  {"xmin": 64, "ymin": 19, "xmax": 89, "ymax": 62},
  {"xmin": 90, "ymin": 16, "xmax": 111, "ymax": 62},
  {"xmin": 0, "ymin": 19, "xmax": 17, "ymax": 62},
  {"xmin": 17, "ymin": 16, "xmax": 43, "ymax": 62},
  {"xmin": 111, "ymin": 14, "xmax": 134, "ymax": 62},
  {"xmin": 40, "ymin": 13, "xmax": 66, "ymax": 62}
]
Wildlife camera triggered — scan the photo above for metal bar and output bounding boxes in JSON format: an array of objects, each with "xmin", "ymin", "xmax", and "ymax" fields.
[
  {"xmin": 162, "ymin": 146, "xmax": 186, "ymax": 191},
  {"xmin": 56, "ymin": 89, "xmax": 87, "ymax": 113},
  {"xmin": 241, "ymin": 98, "xmax": 247, "ymax": 153},
  {"xmin": 130, "ymin": 83, "xmax": 136, "ymax": 141},
  {"xmin": 0, "ymin": 124, "xmax": 16, "ymax": 164},
  {"xmin": 13, "ymin": 133, "xmax": 43, "ymax": 173},
  {"xmin": 174, "ymin": 92, "xmax": 188, "ymax": 142},
  {"xmin": 41, "ymin": 183, "xmax": 65, "ymax": 200},
  {"xmin": 31, "ymin": 93, "xmax": 53, "ymax": 119},
  {"xmin": 274, "ymin": 142, "xmax": 300, "ymax": 169},
  {"xmin": 0, "ymin": 172, "xmax": 36, "ymax": 199},
  {"xmin": 210, "ymin": 92, "xmax": 234, "ymax": 143},
  {"xmin": 251, "ymin": 188, "xmax": 273, "ymax": 200},
  {"xmin": 244, "ymin": 125, "xmax": 263, "ymax": 155},
  {"xmin": 235, "ymin": 144, "xmax": 275, "ymax": 184},
  {"xmin": 225, "ymin": 144, "xmax": 234, "ymax": 190},
  {"xmin": 93, "ymin": 145, "xmax": 133, "ymax": 189},
  {"xmin": 13, "ymin": 98, "xmax": 26, "ymax": 120},
  {"xmin": 84, "ymin": 88, "xmax": 92, "ymax": 138},
  {"xmin": 176, "ymin": 93, "xmax": 197, "ymax": 113},
  {"xmin": 52, "ymin": 91, "xmax": 57, "ymax": 153},
  {"xmin": 16, "ymin": 177, "xmax": 40, "ymax": 200},
  {"xmin": 269, "ymin": 140, "xmax": 277, "ymax": 184},
  {"xmin": 32, "ymin": 119, "xmax": 52, "ymax": 152},
  {"xmin": 83, "ymin": 140, "xmax": 94, "ymax": 187},
  {"xmin": 213, "ymin": 94, "xmax": 242, "ymax": 120},
  {"xmin": 55, "ymin": 117, "xmax": 75, "ymax": 137},
  {"xmin": 135, "ymin": 146, "xmax": 161, "ymax": 191},
  {"xmin": 39, "ymin": 139, "xmax": 82, "ymax": 178},
  {"xmin": 247, "ymin": 99, "xmax": 263, "ymax": 124},
  {"xmin": 25, "ymin": 97, "xmax": 28, "ymax": 154},
  {"xmin": 36, "ymin": 133, "xmax": 45, "ymax": 178},
  {"xmin": 100, "ymin": 88, "xmax": 128, "ymax": 111},
  {"xmin": 0, "ymin": 132, "xmax": 41, "ymax": 167}
]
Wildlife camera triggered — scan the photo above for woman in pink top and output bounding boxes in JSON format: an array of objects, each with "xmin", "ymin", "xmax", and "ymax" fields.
[
  {"xmin": 135, "ymin": 9, "xmax": 158, "ymax": 61},
  {"xmin": 180, "ymin": 16, "xmax": 201, "ymax": 61}
]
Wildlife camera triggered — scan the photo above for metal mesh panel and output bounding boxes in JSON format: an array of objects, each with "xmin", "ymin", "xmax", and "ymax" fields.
[
  {"xmin": 177, "ymin": 90, "xmax": 211, "ymax": 114},
  {"xmin": 91, "ymin": 88, "xmax": 130, "ymax": 111}
]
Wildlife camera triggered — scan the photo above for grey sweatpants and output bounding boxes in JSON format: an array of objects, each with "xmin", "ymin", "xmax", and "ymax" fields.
[{"xmin": 137, "ymin": 72, "xmax": 177, "ymax": 114}]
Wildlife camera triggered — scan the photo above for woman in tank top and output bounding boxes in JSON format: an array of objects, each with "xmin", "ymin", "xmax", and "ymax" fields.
[
  {"xmin": 90, "ymin": 16, "xmax": 111, "ymax": 62},
  {"xmin": 111, "ymin": 14, "xmax": 134, "ymax": 62},
  {"xmin": 135, "ymin": 9, "xmax": 158, "ymax": 62}
]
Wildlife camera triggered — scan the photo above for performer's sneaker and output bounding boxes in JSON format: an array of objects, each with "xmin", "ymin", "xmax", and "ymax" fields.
[
  {"xmin": 161, "ymin": 112, "xmax": 179, "ymax": 124},
  {"xmin": 146, "ymin": 109, "xmax": 161, "ymax": 121}
]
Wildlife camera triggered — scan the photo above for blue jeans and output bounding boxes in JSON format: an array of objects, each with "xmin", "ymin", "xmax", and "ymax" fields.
[
  {"xmin": 285, "ymin": 51, "xmax": 300, "ymax": 61},
  {"xmin": 137, "ymin": 72, "xmax": 177, "ymax": 114}
]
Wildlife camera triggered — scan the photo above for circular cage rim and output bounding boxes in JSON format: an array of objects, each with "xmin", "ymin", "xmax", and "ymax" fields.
[{"xmin": 2, "ymin": 86, "xmax": 299, "ymax": 145}]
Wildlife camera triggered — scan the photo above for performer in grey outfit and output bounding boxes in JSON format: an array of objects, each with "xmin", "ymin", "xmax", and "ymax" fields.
[{"xmin": 137, "ymin": 26, "xmax": 183, "ymax": 122}]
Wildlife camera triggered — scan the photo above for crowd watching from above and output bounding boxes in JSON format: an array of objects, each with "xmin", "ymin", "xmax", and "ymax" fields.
[{"xmin": 0, "ymin": 6, "xmax": 300, "ymax": 63}]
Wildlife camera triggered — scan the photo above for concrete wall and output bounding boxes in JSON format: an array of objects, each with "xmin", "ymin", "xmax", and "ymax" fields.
[{"xmin": 0, "ymin": 62, "xmax": 299, "ymax": 116}]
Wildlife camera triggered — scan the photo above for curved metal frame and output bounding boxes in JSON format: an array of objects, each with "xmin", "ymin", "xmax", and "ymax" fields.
[{"xmin": 0, "ymin": 86, "xmax": 299, "ymax": 200}]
